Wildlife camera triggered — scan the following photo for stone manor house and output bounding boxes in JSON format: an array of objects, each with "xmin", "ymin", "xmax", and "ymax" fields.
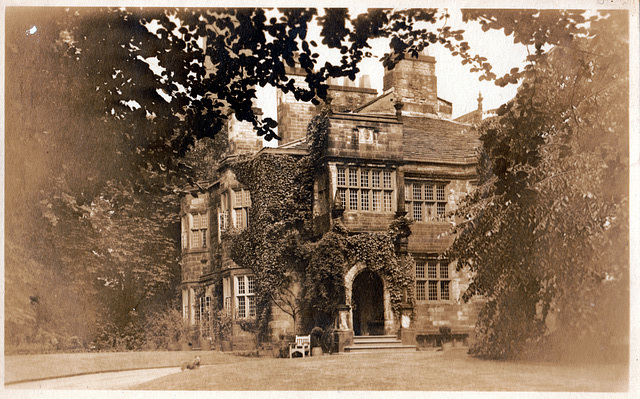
[{"xmin": 179, "ymin": 53, "xmax": 486, "ymax": 351}]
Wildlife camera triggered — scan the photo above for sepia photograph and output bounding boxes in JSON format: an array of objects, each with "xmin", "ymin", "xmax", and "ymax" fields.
[{"xmin": 3, "ymin": 1, "xmax": 637, "ymax": 396}]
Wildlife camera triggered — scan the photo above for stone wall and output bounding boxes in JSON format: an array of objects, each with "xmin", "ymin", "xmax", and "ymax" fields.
[
  {"xmin": 410, "ymin": 259, "xmax": 483, "ymax": 347},
  {"xmin": 325, "ymin": 113, "xmax": 403, "ymax": 161},
  {"xmin": 406, "ymin": 177, "xmax": 475, "ymax": 253},
  {"xmin": 438, "ymin": 97, "xmax": 453, "ymax": 118},
  {"xmin": 277, "ymin": 71, "xmax": 379, "ymax": 144},
  {"xmin": 341, "ymin": 212, "xmax": 396, "ymax": 233},
  {"xmin": 408, "ymin": 223, "xmax": 454, "ymax": 253},
  {"xmin": 181, "ymin": 250, "xmax": 209, "ymax": 283},
  {"xmin": 180, "ymin": 191, "xmax": 212, "ymax": 283},
  {"xmin": 269, "ymin": 303, "xmax": 296, "ymax": 337},
  {"xmin": 327, "ymin": 77, "xmax": 378, "ymax": 112}
]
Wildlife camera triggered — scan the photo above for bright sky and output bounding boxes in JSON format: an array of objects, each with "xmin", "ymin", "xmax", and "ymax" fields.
[
  {"xmin": 255, "ymin": 8, "xmax": 529, "ymax": 146},
  {"xmin": 108, "ymin": 8, "xmax": 528, "ymax": 124}
]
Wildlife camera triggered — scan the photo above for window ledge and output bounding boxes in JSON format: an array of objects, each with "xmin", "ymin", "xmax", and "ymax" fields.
[
  {"xmin": 343, "ymin": 211, "xmax": 396, "ymax": 214},
  {"xmin": 183, "ymin": 248, "xmax": 210, "ymax": 255},
  {"xmin": 415, "ymin": 300, "xmax": 455, "ymax": 305}
]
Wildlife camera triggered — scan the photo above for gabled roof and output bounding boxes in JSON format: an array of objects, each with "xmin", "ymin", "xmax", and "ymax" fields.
[
  {"xmin": 260, "ymin": 107, "xmax": 479, "ymax": 165},
  {"xmin": 353, "ymin": 89, "xmax": 395, "ymax": 115},
  {"xmin": 354, "ymin": 91, "xmax": 480, "ymax": 164},
  {"xmin": 402, "ymin": 116, "xmax": 480, "ymax": 164}
]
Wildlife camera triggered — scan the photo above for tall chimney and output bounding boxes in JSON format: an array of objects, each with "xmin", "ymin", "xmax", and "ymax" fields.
[
  {"xmin": 383, "ymin": 52, "xmax": 438, "ymax": 115},
  {"xmin": 359, "ymin": 75, "xmax": 371, "ymax": 89},
  {"xmin": 276, "ymin": 66, "xmax": 317, "ymax": 144},
  {"xmin": 228, "ymin": 107, "xmax": 264, "ymax": 155}
]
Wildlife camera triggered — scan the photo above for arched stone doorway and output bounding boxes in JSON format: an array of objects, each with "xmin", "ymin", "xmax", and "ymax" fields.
[
  {"xmin": 344, "ymin": 263, "xmax": 395, "ymax": 336},
  {"xmin": 352, "ymin": 269, "xmax": 384, "ymax": 335}
]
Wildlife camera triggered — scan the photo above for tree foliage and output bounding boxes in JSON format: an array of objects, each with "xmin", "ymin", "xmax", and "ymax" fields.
[
  {"xmin": 6, "ymin": 6, "xmax": 630, "ymax": 357},
  {"xmin": 201, "ymin": 7, "xmax": 493, "ymax": 139},
  {"xmin": 85, "ymin": 180, "xmax": 181, "ymax": 343},
  {"xmin": 180, "ymin": 133, "xmax": 230, "ymax": 183},
  {"xmin": 6, "ymin": 7, "xmax": 208, "ymax": 350},
  {"xmin": 449, "ymin": 11, "xmax": 629, "ymax": 360}
]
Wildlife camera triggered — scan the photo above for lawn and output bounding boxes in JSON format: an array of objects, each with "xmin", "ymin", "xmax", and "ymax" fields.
[
  {"xmin": 132, "ymin": 348, "xmax": 628, "ymax": 392},
  {"xmin": 4, "ymin": 350, "xmax": 248, "ymax": 384}
]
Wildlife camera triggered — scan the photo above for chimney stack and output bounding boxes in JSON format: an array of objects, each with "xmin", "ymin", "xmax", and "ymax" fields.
[
  {"xmin": 359, "ymin": 75, "xmax": 371, "ymax": 89},
  {"xmin": 228, "ymin": 107, "xmax": 264, "ymax": 155},
  {"xmin": 383, "ymin": 52, "xmax": 438, "ymax": 115}
]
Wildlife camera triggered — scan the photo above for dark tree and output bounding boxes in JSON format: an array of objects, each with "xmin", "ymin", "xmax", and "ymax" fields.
[{"xmin": 449, "ymin": 10, "xmax": 629, "ymax": 360}]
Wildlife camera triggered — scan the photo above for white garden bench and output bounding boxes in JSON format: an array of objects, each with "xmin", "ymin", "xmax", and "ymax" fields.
[{"xmin": 289, "ymin": 335, "xmax": 311, "ymax": 358}]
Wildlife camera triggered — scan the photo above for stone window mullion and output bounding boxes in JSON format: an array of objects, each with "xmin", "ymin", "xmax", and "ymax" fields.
[{"xmin": 336, "ymin": 166, "xmax": 395, "ymax": 213}]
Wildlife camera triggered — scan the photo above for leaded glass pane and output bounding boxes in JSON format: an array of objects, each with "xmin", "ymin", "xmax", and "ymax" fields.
[
  {"xmin": 416, "ymin": 262, "xmax": 425, "ymax": 279},
  {"xmin": 428, "ymin": 261, "xmax": 437, "ymax": 278},
  {"xmin": 416, "ymin": 281, "xmax": 426, "ymax": 301},
  {"xmin": 428, "ymin": 281, "xmax": 438, "ymax": 301}
]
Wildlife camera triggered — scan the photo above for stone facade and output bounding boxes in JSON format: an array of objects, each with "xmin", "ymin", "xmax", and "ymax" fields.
[
  {"xmin": 179, "ymin": 52, "xmax": 485, "ymax": 350},
  {"xmin": 327, "ymin": 76, "xmax": 379, "ymax": 112}
]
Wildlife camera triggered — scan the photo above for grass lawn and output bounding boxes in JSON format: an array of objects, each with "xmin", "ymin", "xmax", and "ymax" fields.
[
  {"xmin": 132, "ymin": 348, "xmax": 628, "ymax": 391},
  {"xmin": 4, "ymin": 350, "xmax": 248, "ymax": 384}
]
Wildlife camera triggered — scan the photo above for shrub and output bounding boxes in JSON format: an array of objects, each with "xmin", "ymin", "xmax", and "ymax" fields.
[
  {"xmin": 310, "ymin": 327, "xmax": 323, "ymax": 348},
  {"xmin": 439, "ymin": 326, "xmax": 452, "ymax": 344},
  {"xmin": 320, "ymin": 327, "xmax": 334, "ymax": 353},
  {"xmin": 212, "ymin": 309, "xmax": 234, "ymax": 342},
  {"xmin": 278, "ymin": 345, "xmax": 291, "ymax": 358},
  {"xmin": 144, "ymin": 308, "xmax": 190, "ymax": 350}
]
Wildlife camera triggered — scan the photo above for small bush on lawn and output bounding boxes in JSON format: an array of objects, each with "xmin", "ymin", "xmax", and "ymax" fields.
[
  {"xmin": 144, "ymin": 308, "xmax": 191, "ymax": 350},
  {"xmin": 91, "ymin": 317, "xmax": 146, "ymax": 351},
  {"xmin": 310, "ymin": 327, "xmax": 323, "ymax": 348}
]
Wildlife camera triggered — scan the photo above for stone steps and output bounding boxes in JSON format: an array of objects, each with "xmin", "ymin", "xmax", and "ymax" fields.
[{"xmin": 344, "ymin": 335, "xmax": 417, "ymax": 353}]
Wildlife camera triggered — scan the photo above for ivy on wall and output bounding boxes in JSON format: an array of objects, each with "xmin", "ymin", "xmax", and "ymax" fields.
[
  {"xmin": 226, "ymin": 153, "xmax": 311, "ymax": 332},
  {"xmin": 303, "ymin": 223, "xmax": 415, "ymax": 329},
  {"xmin": 224, "ymin": 109, "xmax": 324, "ymax": 332},
  {"xmin": 225, "ymin": 107, "xmax": 415, "ymax": 334}
]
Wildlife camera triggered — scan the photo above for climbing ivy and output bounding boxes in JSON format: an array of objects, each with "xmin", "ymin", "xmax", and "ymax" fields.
[
  {"xmin": 226, "ymin": 108, "xmax": 415, "ymax": 334},
  {"xmin": 226, "ymin": 153, "xmax": 311, "ymax": 332},
  {"xmin": 225, "ymin": 111, "xmax": 327, "ymax": 332},
  {"xmin": 302, "ymin": 220, "xmax": 415, "ymax": 330}
]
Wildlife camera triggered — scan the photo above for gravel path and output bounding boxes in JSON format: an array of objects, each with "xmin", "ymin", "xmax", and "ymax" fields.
[{"xmin": 6, "ymin": 366, "xmax": 186, "ymax": 390}]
